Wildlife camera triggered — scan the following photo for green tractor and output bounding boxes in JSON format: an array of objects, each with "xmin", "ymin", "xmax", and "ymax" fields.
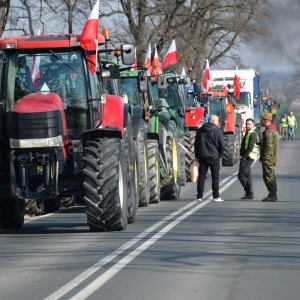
[
  {"xmin": 100, "ymin": 60, "xmax": 150, "ymax": 208},
  {"xmin": 120, "ymin": 69, "xmax": 187, "ymax": 200}
]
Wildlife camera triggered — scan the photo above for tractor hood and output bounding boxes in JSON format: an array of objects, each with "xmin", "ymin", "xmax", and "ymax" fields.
[{"xmin": 12, "ymin": 91, "xmax": 65, "ymax": 114}]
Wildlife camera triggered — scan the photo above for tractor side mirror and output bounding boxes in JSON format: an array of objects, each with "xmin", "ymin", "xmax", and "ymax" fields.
[
  {"xmin": 139, "ymin": 72, "xmax": 148, "ymax": 93},
  {"xmin": 157, "ymin": 75, "xmax": 167, "ymax": 90},
  {"xmin": 121, "ymin": 44, "xmax": 135, "ymax": 65}
]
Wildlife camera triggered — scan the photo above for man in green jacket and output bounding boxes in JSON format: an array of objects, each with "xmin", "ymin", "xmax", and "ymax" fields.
[{"xmin": 260, "ymin": 113, "xmax": 279, "ymax": 201}]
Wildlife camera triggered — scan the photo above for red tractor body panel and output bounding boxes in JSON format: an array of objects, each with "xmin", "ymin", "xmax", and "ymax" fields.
[
  {"xmin": 185, "ymin": 107, "xmax": 205, "ymax": 128},
  {"xmin": 101, "ymin": 95, "xmax": 125, "ymax": 135}
]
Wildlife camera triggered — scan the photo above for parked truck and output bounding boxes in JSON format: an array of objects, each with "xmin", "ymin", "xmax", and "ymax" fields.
[
  {"xmin": 0, "ymin": 32, "xmax": 137, "ymax": 231},
  {"xmin": 210, "ymin": 69, "xmax": 260, "ymax": 133}
]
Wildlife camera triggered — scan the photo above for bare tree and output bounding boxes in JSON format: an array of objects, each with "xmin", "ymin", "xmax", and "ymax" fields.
[
  {"xmin": 99, "ymin": 0, "xmax": 272, "ymax": 79},
  {"xmin": 0, "ymin": 0, "xmax": 10, "ymax": 37}
]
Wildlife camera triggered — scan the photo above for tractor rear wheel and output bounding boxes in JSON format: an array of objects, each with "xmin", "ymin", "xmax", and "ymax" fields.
[
  {"xmin": 0, "ymin": 198, "xmax": 25, "ymax": 229},
  {"xmin": 137, "ymin": 120, "xmax": 150, "ymax": 207},
  {"xmin": 147, "ymin": 139, "xmax": 160, "ymax": 204},
  {"xmin": 184, "ymin": 131, "xmax": 196, "ymax": 182},
  {"xmin": 222, "ymin": 134, "xmax": 236, "ymax": 166},
  {"xmin": 83, "ymin": 138, "xmax": 128, "ymax": 231},
  {"xmin": 178, "ymin": 137, "xmax": 186, "ymax": 186},
  {"xmin": 160, "ymin": 136, "xmax": 181, "ymax": 200}
]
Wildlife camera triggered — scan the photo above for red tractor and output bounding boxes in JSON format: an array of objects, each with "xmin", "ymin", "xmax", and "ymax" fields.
[
  {"xmin": 190, "ymin": 83, "xmax": 243, "ymax": 167},
  {"xmin": 183, "ymin": 84, "xmax": 206, "ymax": 181},
  {"xmin": 0, "ymin": 33, "xmax": 138, "ymax": 231}
]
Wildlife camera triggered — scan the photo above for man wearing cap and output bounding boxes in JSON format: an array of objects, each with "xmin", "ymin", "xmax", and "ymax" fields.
[
  {"xmin": 280, "ymin": 114, "xmax": 288, "ymax": 140},
  {"xmin": 260, "ymin": 113, "xmax": 279, "ymax": 201},
  {"xmin": 286, "ymin": 111, "xmax": 297, "ymax": 141}
]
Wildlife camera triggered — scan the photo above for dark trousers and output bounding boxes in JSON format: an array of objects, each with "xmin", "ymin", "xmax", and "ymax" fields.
[
  {"xmin": 238, "ymin": 159, "xmax": 254, "ymax": 196},
  {"xmin": 197, "ymin": 157, "xmax": 220, "ymax": 199}
]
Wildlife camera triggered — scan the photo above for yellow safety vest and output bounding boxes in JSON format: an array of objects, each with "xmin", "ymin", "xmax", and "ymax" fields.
[
  {"xmin": 245, "ymin": 130, "xmax": 259, "ymax": 160},
  {"xmin": 281, "ymin": 118, "xmax": 288, "ymax": 128},
  {"xmin": 287, "ymin": 115, "xmax": 296, "ymax": 126}
]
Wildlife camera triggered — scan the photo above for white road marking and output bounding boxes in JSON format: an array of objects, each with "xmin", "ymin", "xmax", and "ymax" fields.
[{"xmin": 44, "ymin": 168, "xmax": 242, "ymax": 300}]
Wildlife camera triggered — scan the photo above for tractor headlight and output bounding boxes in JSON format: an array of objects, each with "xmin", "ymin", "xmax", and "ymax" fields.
[{"xmin": 10, "ymin": 135, "xmax": 63, "ymax": 148}]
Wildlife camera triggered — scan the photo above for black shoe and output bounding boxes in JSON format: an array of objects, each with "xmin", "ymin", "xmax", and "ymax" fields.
[{"xmin": 241, "ymin": 194, "xmax": 254, "ymax": 200}]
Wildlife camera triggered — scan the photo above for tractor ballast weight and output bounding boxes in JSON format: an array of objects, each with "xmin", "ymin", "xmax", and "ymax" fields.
[{"xmin": 0, "ymin": 33, "xmax": 136, "ymax": 231}]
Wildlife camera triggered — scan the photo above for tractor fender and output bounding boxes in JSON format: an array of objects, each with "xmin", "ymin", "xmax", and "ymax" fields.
[
  {"xmin": 123, "ymin": 103, "xmax": 130, "ymax": 128},
  {"xmin": 102, "ymin": 95, "xmax": 125, "ymax": 135},
  {"xmin": 81, "ymin": 128, "xmax": 122, "ymax": 147},
  {"xmin": 131, "ymin": 106, "xmax": 145, "ymax": 141}
]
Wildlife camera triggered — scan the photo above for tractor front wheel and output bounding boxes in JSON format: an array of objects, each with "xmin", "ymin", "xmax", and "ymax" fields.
[{"xmin": 83, "ymin": 138, "xmax": 128, "ymax": 231}]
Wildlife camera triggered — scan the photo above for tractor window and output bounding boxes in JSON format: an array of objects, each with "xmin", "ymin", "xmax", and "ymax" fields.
[
  {"xmin": 166, "ymin": 79, "xmax": 180, "ymax": 109},
  {"xmin": 120, "ymin": 77, "xmax": 141, "ymax": 106}
]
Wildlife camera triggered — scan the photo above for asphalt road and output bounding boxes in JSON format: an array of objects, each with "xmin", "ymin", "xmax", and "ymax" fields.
[{"xmin": 1, "ymin": 138, "xmax": 300, "ymax": 300}]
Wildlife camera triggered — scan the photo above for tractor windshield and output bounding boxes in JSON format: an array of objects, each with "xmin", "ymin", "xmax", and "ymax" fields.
[
  {"xmin": 209, "ymin": 97, "xmax": 222, "ymax": 117},
  {"xmin": 235, "ymin": 92, "xmax": 250, "ymax": 108},
  {"xmin": 5, "ymin": 50, "xmax": 101, "ymax": 138}
]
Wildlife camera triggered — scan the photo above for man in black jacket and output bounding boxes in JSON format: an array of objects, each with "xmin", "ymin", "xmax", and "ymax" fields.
[
  {"xmin": 194, "ymin": 115, "xmax": 225, "ymax": 202},
  {"xmin": 238, "ymin": 118, "xmax": 259, "ymax": 199}
]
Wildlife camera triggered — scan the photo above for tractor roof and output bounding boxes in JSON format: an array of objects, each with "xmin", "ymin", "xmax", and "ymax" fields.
[{"xmin": 0, "ymin": 34, "xmax": 106, "ymax": 50}]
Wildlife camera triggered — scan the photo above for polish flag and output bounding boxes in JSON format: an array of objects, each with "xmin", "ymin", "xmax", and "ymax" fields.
[
  {"xmin": 131, "ymin": 47, "xmax": 138, "ymax": 70},
  {"xmin": 266, "ymin": 89, "xmax": 270, "ymax": 98},
  {"xmin": 161, "ymin": 39, "xmax": 179, "ymax": 70},
  {"xmin": 80, "ymin": 0, "xmax": 99, "ymax": 75},
  {"xmin": 30, "ymin": 29, "xmax": 41, "ymax": 85},
  {"xmin": 221, "ymin": 77, "xmax": 228, "ymax": 94},
  {"xmin": 202, "ymin": 59, "xmax": 212, "ymax": 92},
  {"xmin": 144, "ymin": 44, "xmax": 152, "ymax": 71},
  {"xmin": 233, "ymin": 66, "xmax": 240, "ymax": 99},
  {"xmin": 151, "ymin": 45, "xmax": 162, "ymax": 76}
]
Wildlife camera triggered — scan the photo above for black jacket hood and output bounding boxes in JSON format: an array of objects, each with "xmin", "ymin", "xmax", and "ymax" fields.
[{"xmin": 201, "ymin": 122, "xmax": 218, "ymax": 132}]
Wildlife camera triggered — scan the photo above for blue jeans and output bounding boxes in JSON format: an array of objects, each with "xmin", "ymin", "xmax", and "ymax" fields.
[{"xmin": 288, "ymin": 126, "xmax": 295, "ymax": 140}]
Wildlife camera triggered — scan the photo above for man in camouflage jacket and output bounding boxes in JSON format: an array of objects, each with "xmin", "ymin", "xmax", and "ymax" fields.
[{"xmin": 259, "ymin": 113, "xmax": 279, "ymax": 201}]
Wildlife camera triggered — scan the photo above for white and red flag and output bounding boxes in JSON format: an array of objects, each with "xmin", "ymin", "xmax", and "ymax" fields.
[
  {"xmin": 151, "ymin": 45, "xmax": 162, "ymax": 76},
  {"xmin": 202, "ymin": 59, "xmax": 212, "ymax": 92},
  {"xmin": 80, "ymin": 0, "xmax": 99, "ymax": 75},
  {"xmin": 131, "ymin": 47, "xmax": 138, "ymax": 70},
  {"xmin": 233, "ymin": 66, "xmax": 240, "ymax": 99},
  {"xmin": 30, "ymin": 29, "xmax": 41, "ymax": 85},
  {"xmin": 144, "ymin": 44, "xmax": 152, "ymax": 71},
  {"xmin": 161, "ymin": 39, "xmax": 179, "ymax": 70}
]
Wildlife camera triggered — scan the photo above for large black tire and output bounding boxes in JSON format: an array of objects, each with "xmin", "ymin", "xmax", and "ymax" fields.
[
  {"xmin": 184, "ymin": 131, "xmax": 196, "ymax": 182},
  {"xmin": 124, "ymin": 113, "xmax": 139, "ymax": 224},
  {"xmin": 160, "ymin": 136, "xmax": 181, "ymax": 200},
  {"xmin": 178, "ymin": 136, "xmax": 186, "ymax": 186},
  {"xmin": 137, "ymin": 120, "xmax": 150, "ymax": 207},
  {"xmin": 222, "ymin": 134, "xmax": 236, "ymax": 166},
  {"xmin": 235, "ymin": 126, "xmax": 242, "ymax": 163},
  {"xmin": 147, "ymin": 139, "xmax": 161, "ymax": 204},
  {"xmin": 43, "ymin": 198, "xmax": 60, "ymax": 213},
  {"xmin": 0, "ymin": 198, "xmax": 25, "ymax": 229},
  {"xmin": 83, "ymin": 138, "xmax": 128, "ymax": 231}
]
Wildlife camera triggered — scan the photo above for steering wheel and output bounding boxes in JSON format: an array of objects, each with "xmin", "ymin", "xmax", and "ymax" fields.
[{"xmin": 36, "ymin": 77, "xmax": 61, "ymax": 87}]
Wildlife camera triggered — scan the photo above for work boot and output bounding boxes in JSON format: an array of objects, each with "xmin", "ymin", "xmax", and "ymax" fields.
[{"xmin": 262, "ymin": 194, "xmax": 277, "ymax": 202}]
